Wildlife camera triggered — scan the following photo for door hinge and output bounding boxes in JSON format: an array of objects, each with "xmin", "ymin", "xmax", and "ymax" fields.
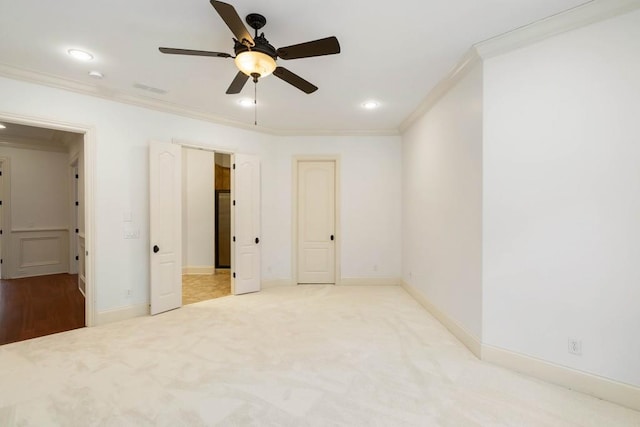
[
  {"xmin": 0, "ymin": 171, "xmax": 2, "ymax": 176},
  {"xmin": 233, "ymin": 272, "xmax": 236, "ymax": 278},
  {"xmin": 233, "ymin": 200, "xmax": 236, "ymax": 206},
  {"xmin": 0, "ymin": 200, "xmax": 2, "ymax": 205},
  {"xmin": 75, "ymin": 201, "xmax": 79, "ymax": 206},
  {"xmin": 1, "ymin": 259, "xmax": 3, "ymax": 264},
  {"xmin": 75, "ymin": 255, "xmax": 79, "ymax": 261},
  {"xmin": 75, "ymin": 174, "xmax": 79, "ymax": 179},
  {"xmin": 0, "ymin": 229, "xmax": 2, "ymax": 235},
  {"xmin": 232, "ymin": 236, "xmax": 236, "ymax": 242},
  {"xmin": 233, "ymin": 163, "xmax": 236, "ymax": 170},
  {"xmin": 75, "ymin": 228, "xmax": 79, "ymax": 233}
]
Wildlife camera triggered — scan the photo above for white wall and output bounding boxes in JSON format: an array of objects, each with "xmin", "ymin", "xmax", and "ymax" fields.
[
  {"xmin": 483, "ymin": 10, "xmax": 640, "ymax": 386},
  {"xmin": 0, "ymin": 76, "xmax": 402, "ymax": 315},
  {"xmin": 266, "ymin": 136, "xmax": 403, "ymax": 283},
  {"xmin": 402, "ymin": 64, "xmax": 484, "ymax": 340},
  {"xmin": 0, "ymin": 76, "xmax": 273, "ymax": 313},
  {"xmin": 183, "ymin": 148, "xmax": 215, "ymax": 270},
  {"xmin": 0, "ymin": 146, "xmax": 69, "ymax": 228},
  {"xmin": 0, "ymin": 145, "xmax": 70, "ymax": 277}
]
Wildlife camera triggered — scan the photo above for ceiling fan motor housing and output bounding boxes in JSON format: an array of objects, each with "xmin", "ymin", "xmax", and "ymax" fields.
[{"xmin": 233, "ymin": 34, "xmax": 277, "ymax": 60}]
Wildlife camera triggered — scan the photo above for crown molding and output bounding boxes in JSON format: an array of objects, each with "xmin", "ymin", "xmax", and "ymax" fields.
[
  {"xmin": 0, "ymin": 63, "xmax": 399, "ymax": 138},
  {"xmin": 475, "ymin": 0, "xmax": 640, "ymax": 59},
  {"xmin": 273, "ymin": 128, "xmax": 400, "ymax": 137},
  {"xmin": 399, "ymin": 0, "xmax": 640, "ymax": 134},
  {"xmin": 399, "ymin": 48, "xmax": 481, "ymax": 133}
]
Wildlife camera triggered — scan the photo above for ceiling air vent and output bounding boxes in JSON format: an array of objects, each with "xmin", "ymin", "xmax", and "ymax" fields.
[{"xmin": 133, "ymin": 83, "xmax": 167, "ymax": 95}]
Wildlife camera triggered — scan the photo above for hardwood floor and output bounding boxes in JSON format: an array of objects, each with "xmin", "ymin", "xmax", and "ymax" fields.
[
  {"xmin": 182, "ymin": 271, "xmax": 231, "ymax": 305},
  {"xmin": 0, "ymin": 273, "xmax": 85, "ymax": 346}
]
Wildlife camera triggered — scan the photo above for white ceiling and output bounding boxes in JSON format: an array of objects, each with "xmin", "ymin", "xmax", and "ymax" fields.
[
  {"xmin": 0, "ymin": 0, "xmax": 589, "ymax": 134},
  {"xmin": 0, "ymin": 122, "xmax": 78, "ymax": 151}
]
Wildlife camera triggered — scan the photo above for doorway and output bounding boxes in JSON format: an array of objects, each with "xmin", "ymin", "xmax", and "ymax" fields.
[
  {"xmin": 149, "ymin": 142, "xmax": 261, "ymax": 315},
  {"xmin": 293, "ymin": 157, "xmax": 340, "ymax": 285},
  {"xmin": 0, "ymin": 118, "xmax": 94, "ymax": 344},
  {"xmin": 181, "ymin": 148, "xmax": 232, "ymax": 305}
]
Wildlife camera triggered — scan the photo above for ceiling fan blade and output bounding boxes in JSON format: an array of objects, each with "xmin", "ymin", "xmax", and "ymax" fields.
[
  {"xmin": 210, "ymin": 1, "xmax": 255, "ymax": 47},
  {"xmin": 277, "ymin": 36, "xmax": 340, "ymax": 60},
  {"xmin": 273, "ymin": 67, "xmax": 318, "ymax": 94},
  {"xmin": 159, "ymin": 47, "xmax": 232, "ymax": 58},
  {"xmin": 226, "ymin": 71, "xmax": 250, "ymax": 94}
]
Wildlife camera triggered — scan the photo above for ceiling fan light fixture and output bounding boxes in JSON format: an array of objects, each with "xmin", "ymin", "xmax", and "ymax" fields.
[
  {"xmin": 0, "ymin": 123, "xmax": 6, "ymax": 129},
  {"xmin": 234, "ymin": 51, "xmax": 276, "ymax": 78}
]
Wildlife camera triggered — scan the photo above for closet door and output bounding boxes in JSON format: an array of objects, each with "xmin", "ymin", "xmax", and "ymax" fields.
[{"xmin": 297, "ymin": 160, "xmax": 335, "ymax": 284}]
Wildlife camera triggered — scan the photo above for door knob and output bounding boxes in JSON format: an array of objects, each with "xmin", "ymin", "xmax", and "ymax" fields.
[
  {"xmin": 255, "ymin": 237, "xmax": 260, "ymax": 244},
  {"xmin": 153, "ymin": 245, "xmax": 160, "ymax": 253},
  {"xmin": 330, "ymin": 235, "xmax": 334, "ymax": 241}
]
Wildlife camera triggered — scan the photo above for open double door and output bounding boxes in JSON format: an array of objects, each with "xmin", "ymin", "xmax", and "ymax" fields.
[{"xmin": 149, "ymin": 142, "xmax": 260, "ymax": 315}]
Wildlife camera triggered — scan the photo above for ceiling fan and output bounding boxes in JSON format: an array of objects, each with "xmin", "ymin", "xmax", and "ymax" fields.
[{"xmin": 159, "ymin": 0, "xmax": 341, "ymax": 95}]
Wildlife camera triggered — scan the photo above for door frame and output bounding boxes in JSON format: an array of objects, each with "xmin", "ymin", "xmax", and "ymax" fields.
[
  {"xmin": 172, "ymin": 139, "xmax": 236, "ymax": 291},
  {"xmin": 0, "ymin": 112, "xmax": 96, "ymax": 327},
  {"xmin": 291, "ymin": 155, "xmax": 341, "ymax": 285},
  {"xmin": 0, "ymin": 157, "xmax": 10, "ymax": 279},
  {"xmin": 69, "ymin": 156, "xmax": 79, "ymax": 276}
]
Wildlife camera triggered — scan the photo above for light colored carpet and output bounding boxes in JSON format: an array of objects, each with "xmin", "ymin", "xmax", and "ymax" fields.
[
  {"xmin": 182, "ymin": 272, "xmax": 231, "ymax": 305},
  {"xmin": 0, "ymin": 285, "xmax": 638, "ymax": 426}
]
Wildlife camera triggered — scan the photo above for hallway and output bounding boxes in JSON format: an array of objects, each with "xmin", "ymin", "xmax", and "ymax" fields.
[{"xmin": 0, "ymin": 274, "xmax": 84, "ymax": 345}]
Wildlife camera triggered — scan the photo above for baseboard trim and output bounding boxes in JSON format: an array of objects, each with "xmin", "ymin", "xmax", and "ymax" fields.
[
  {"xmin": 482, "ymin": 344, "xmax": 640, "ymax": 412},
  {"xmin": 401, "ymin": 280, "xmax": 482, "ymax": 358},
  {"xmin": 182, "ymin": 266, "xmax": 215, "ymax": 275},
  {"xmin": 95, "ymin": 303, "xmax": 149, "ymax": 326},
  {"xmin": 401, "ymin": 280, "xmax": 640, "ymax": 411},
  {"xmin": 339, "ymin": 277, "xmax": 401, "ymax": 286},
  {"xmin": 262, "ymin": 279, "xmax": 295, "ymax": 288}
]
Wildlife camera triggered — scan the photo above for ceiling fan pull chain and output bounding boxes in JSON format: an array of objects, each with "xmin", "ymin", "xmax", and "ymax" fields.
[{"xmin": 254, "ymin": 80, "xmax": 258, "ymax": 126}]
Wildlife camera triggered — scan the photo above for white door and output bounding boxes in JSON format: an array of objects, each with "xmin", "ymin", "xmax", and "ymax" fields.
[
  {"xmin": 232, "ymin": 154, "xmax": 261, "ymax": 295},
  {"xmin": 70, "ymin": 164, "xmax": 79, "ymax": 275},
  {"xmin": 297, "ymin": 161, "xmax": 335, "ymax": 284},
  {"xmin": 149, "ymin": 141, "xmax": 182, "ymax": 314}
]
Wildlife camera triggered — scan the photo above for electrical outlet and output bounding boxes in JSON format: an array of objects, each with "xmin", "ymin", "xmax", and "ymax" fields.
[{"xmin": 568, "ymin": 338, "xmax": 582, "ymax": 355}]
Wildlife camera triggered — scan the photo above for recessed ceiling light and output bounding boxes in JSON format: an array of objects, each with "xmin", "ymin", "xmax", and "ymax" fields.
[
  {"xmin": 0, "ymin": 124, "xmax": 6, "ymax": 129},
  {"xmin": 88, "ymin": 70, "xmax": 104, "ymax": 79},
  {"xmin": 67, "ymin": 49, "xmax": 94, "ymax": 61},
  {"xmin": 238, "ymin": 98, "xmax": 255, "ymax": 107},
  {"xmin": 362, "ymin": 100, "xmax": 380, "ymax": 110}
]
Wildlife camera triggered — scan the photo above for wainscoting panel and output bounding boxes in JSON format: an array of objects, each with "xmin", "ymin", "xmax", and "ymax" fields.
[{"xmin": 10, "ymin": 228, "xmax": 69, "ymax": 278}]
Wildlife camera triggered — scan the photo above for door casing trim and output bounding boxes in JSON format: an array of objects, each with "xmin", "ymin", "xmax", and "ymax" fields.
[
  {"xmin": 0, "ymin": 111, "xmax": 96, "ymax": 326},
  {"xmin": 292, "ymin": 155, "xmax": 341, "ymax": 285}
]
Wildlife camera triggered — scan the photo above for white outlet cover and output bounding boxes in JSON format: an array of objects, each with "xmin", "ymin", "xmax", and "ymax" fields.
[{"xmin": 568, "ymin": 338, "xmax": 582, "ymax": 355}]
